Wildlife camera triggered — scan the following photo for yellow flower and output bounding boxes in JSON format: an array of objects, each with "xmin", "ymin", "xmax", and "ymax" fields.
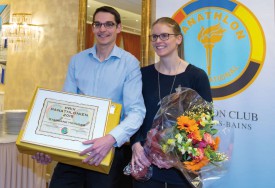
[
  {"xmin": 162, "ymin": 144, "xmax": 168, "ymax": 153},
  {"xmin": 167, "ymin": 139, "xmax": 176, "ymax": 146}
]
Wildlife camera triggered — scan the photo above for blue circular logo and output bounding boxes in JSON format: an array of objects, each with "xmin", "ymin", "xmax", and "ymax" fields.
[{"xmin": 173, "ymin": 0, "xmax": 265, "ymax": 99}]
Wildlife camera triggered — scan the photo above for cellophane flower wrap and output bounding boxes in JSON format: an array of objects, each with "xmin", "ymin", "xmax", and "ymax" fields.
[{"xmin": 124, "ymin": 87, "xmax": 233, "ymax": 187}]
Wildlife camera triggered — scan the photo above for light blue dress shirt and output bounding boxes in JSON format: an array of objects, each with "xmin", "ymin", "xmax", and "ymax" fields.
[{"xmin": 63, "ymin": 45, "xmax": 146, "ymax": 147}]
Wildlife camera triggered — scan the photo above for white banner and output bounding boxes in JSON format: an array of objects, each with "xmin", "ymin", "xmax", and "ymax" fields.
[{"xmin": 155, "ymin": 0, "xmax": 275, "ymax": 187}]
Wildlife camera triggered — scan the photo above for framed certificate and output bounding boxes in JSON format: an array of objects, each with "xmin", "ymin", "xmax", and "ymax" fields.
[{"xmin": 16, "ymin": 88, "xmax": 122, "ymax": 174}]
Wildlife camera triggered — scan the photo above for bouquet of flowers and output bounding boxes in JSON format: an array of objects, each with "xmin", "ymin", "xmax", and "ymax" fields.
[{"xmin": 124, "ymin": 87, "xmax": 233, "ymax": 187}]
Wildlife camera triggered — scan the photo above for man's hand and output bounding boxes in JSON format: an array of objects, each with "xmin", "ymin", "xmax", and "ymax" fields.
[
  {"xmin": 32, "ymin": 152, "xmax": 52, "ymax": 165},
  {"xmin": 80, "ymin": 134, "xmax": 116, "ymax": 166}
]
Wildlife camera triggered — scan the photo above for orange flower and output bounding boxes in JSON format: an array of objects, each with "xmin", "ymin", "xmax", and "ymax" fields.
[
  {"xmin": 188, "ymin": 129, "xmax": 202, "ymax": 141},
  {"xmin": 184, "ymin": 156, "xmax": 210, "ymax": 171},
  {"xmin": 212, "ymin": 136, "xmax": 220, "ymax": 151},
  {"xmin": 177, "ymin": 115, "xmax": 199, "ymax": 133}
]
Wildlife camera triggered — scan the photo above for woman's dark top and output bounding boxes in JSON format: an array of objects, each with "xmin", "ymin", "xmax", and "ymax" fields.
[{"xmin": 131, "ymin": 63, "xmax": 212, "ymax": 186}]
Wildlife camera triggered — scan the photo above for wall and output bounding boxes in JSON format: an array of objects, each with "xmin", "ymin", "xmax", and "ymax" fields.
[
  {"xmin": 0, "ymin": 84, "xmax": 4, "ymax": 92},
  {"xmin": 0, "ymin": 0, "xmax": 79, "ymax": 110}
]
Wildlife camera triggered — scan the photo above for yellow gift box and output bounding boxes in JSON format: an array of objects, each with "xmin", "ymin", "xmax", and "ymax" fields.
[{"xmin": 16, "ymin": 88, "xmax": 122, "ymax": 174}]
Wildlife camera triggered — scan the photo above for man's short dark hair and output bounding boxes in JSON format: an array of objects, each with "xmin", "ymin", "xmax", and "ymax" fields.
[{"xmin": 93, "ymin": 6, "xmax": 121, "ymax": 25}]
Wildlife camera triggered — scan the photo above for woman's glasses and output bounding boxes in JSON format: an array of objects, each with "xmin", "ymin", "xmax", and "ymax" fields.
[
  {"xmin": 149, "ymin": 33, "xmax": 178, "ymax": 42},
  {"xmin": 92, "ymin": 21, "xmax": 117, "ymax": 29}
]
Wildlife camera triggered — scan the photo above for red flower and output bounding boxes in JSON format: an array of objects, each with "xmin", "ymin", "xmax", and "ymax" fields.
[
  {"xmin": 203, "ymin": 133, "xmax": 214, "ymax": 145},
  {"xmin": 192, "ymin": 148, "xmax": 204, "ymax": 161}
]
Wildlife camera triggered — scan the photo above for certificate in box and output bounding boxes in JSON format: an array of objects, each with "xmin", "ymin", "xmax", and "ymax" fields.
[{"xmin": 16, "ymin": 88, "xmax": 122, "ymax": 174}]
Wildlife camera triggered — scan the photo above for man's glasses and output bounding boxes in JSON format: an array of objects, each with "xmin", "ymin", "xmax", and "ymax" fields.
[
  {"xmin": 92, "ymin": 21, "xmax": 117, "ymax": 29},
  {"xmin": 149, "ymin": 33, "xmax": 179, "ymax": 42}
]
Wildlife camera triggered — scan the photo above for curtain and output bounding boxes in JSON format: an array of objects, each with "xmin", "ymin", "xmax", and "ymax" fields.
[{"xmin": 0, "ymin": 141, "xmax": 47, "ymax": 188}]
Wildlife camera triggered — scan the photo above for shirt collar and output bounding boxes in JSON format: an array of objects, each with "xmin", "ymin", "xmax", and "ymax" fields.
[{"xmin": 89, "ymin": 44, "xmax": 121, "ymax": 61}]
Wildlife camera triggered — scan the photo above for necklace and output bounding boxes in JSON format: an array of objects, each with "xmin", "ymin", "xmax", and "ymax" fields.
[{"xmin": 157, "ymin": 61, "xmax": 181, "ymax": 105}]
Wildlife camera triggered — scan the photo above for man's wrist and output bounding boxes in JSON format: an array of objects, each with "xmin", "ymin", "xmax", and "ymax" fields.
[{"xmin": 106, "ymin": 134, "xmax": 117, "ymax": 146}]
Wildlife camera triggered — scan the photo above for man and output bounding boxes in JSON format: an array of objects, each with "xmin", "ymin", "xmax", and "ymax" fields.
[{"xmin": 33, "ymin": 6, "xmax": 145, "ymax": 188}]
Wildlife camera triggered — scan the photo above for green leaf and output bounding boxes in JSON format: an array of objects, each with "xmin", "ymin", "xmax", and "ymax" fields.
[{"xmin": 211, "ymin": 129, "xmax": 218, "ymax": 135}]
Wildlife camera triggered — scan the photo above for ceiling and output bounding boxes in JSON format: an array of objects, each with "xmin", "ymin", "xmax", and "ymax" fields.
[{"xmin": 87, "ymin": 0, "xmax": 142, "ymax": 35}]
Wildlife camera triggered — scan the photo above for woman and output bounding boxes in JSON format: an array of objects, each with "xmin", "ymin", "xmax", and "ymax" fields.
[{"xmin": 130, "ymin": 17, "xmax": 212, "ymax": 188}]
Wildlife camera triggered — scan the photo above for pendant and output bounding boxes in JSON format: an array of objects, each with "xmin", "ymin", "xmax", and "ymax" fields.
[{"xmin": 175, "ymin": 84, "xmax": 182, "ymax": 93}]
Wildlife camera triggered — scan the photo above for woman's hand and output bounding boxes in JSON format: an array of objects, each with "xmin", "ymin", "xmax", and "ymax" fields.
[
  {"xmin": 131, "ymin": 142, "xmax": 151, "ymax": 169},
  {"xmin": 32, "ymin": 152, "xmax": 52, "ymax": 165},
  {"xmin": 152, "ymin": 157, "xmax": 173, "ymax": 169}
]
